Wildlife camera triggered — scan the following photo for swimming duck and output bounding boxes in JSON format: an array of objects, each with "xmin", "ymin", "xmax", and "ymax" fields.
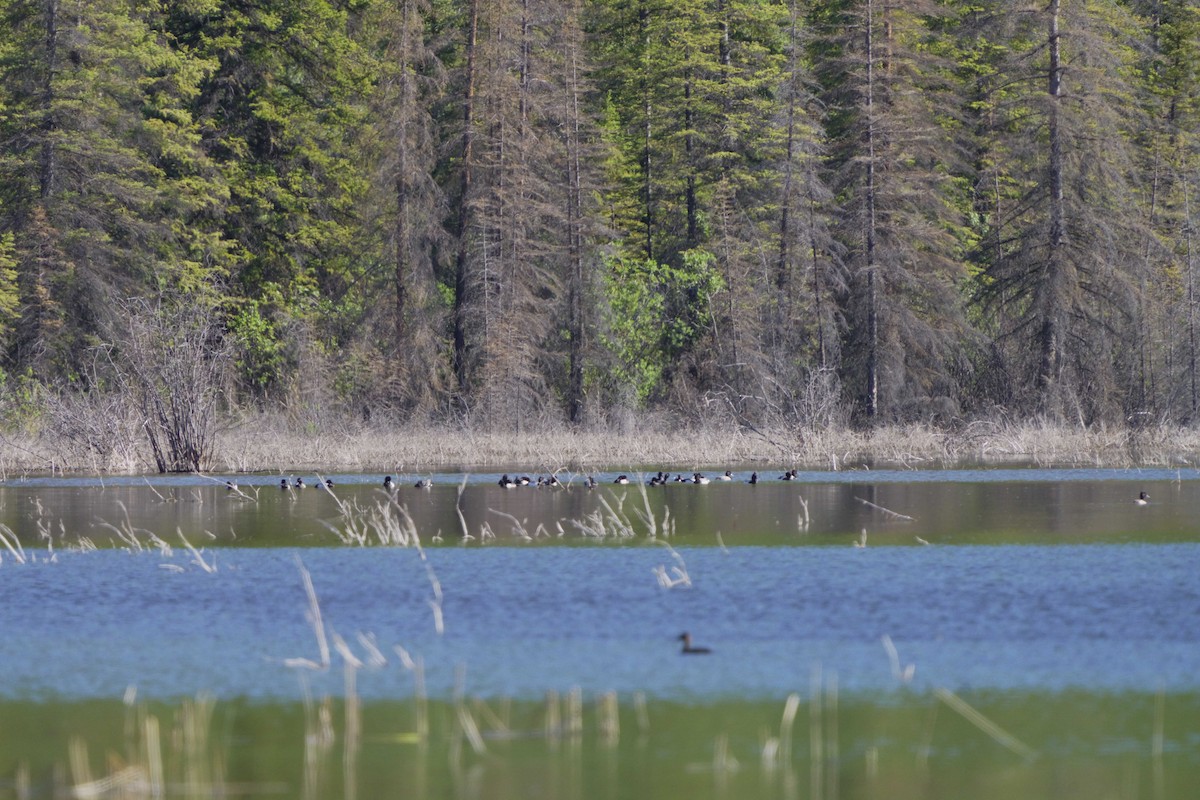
[
  {"xmin": 225, "ymin": 480, "xmax": 237, "ymax": 491},
  {"xmin": 545, "ymin": 475, "xmax": 559, "ymax": 487},
  {"xmin": 323, "ymin": 478, "xmax": 334, "ymax": 489},
  {"xmin": 748, "ymin": 472, "xmax": 758, "ymax": 485},
  {"xmin": 414, "ymin": 478, "xmax": 432, "ymax": 489},
  {"xmin": 280, "ymin": 478, "xmax": 290, "ymax": 490},
  {"xmin": 678, "ymin": 632, "xmax": 711, "ymax": 655},
  {"xmin": 693, "ymin": 472, "xmax": 710, "ymax": 485},
  {"xmin": 1136, "ymin": 491, "xmax": 1149, "ymax": 506},
  {"xmin": 294, "ymin": 477, "xmax": 305, "ymax": 489},
  {"xmin": 614, "ymin": 475, "xmax": 629, "ymax": 485},
  {"xmin": 499, "ymin": 474, "xmax": 516, "ymax": 488},
  {"xmin": 719, "ymin": 470, "xmax": 733, "ymax": 481},
  {"xmin": 779, "ymin": 469, "xmax": 798, "ymax": 481},
  {"xmin": 585, "ymin": 475, "xmax": 596, "ymax": 489},
  {"xmin": 383, "ymin": 475, "xmax": 395, "ymax": 490}
]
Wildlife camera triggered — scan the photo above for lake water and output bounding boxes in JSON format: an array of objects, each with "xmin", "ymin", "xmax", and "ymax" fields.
[{"xmin": 1, "ymin": 467, "xmax": 1198, "ymax": 799}]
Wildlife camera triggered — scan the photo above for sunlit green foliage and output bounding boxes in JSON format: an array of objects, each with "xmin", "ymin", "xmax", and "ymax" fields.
[{"xmin": 601, "ymin": 250, "xmax": 724, "ymax": 402}]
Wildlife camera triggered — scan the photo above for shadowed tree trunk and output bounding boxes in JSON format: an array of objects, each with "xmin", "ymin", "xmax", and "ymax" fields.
[{"xmin": 452, "ymin": 0, "xmax": 480, "ymax": 397}]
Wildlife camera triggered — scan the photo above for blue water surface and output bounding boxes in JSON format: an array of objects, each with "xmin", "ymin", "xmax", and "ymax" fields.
[{"xmin": 2, "ymin": 542, "xmax": 1196, "ymax": 701}]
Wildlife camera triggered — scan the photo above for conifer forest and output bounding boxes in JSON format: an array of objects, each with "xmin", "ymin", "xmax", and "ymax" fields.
[{"xmin": 1, "ymin": 0, "xmax": 1199, "ymax": 447}]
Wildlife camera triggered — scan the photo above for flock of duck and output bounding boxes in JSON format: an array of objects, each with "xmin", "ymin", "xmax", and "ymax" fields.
[
  {"xmin": 253, "ymin": 467, "xmax": 815, "ymax": 494},
  {"xmin": 500, "ymin": 468, "xmax": 802, "ymax": 489}
]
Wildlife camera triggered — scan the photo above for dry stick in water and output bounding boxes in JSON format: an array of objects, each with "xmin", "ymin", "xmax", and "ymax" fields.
[
  {"xmin": 594, "ymin": 494, "xmax": 631, "ymax": 538},
  {"xmin": 653, "ymin": 541, "xmax": 691, "ymax": 588},
  {"xmin": 455, "ymin": 475, "xmax": 470, "ymax": 541},
  {"xmin": 634, "ymin": 480, "xmax": 657, "ymax": 538},
  {"xmin": 425, "ymin": 561, "xmax": 445, "ymax": 635},
  {"xmin": 854, "ymin": 496, "xmax": 915, "ymax": 521},
  {"xmin": 97, "ymin": 501, "xmax": 170, "ymax": 553},
  {"xmin": 0, "ymin": 523, "xmax": 27, "ymax": 564},
  {"xmin": 286, "ymin": 556, "xmax": 331, "ymax": 670},
  {"xmin": 356, "ymin": 633, "xmax": 387, "ymax": 668},
  {"xmin": 488, "ymin": 508, "xmax": 531, "ymax": 540},
  {"xmin": 177, "ymin": 528, "xmax": 217, "ymax": 573},
  {"xmin": 452, "ymin": 666, "xmax": 487, "ymax": 756},
  {"xmin": 780, "ymin": 692, "xmax": 800, "ymax": 770},
  {"xmin": 798, "ymin": 494, "xmax": 810, "ymax": 531},
  {"xmin": 881, "ymin": 634, "xmax": 915, "ymax": 682},
  {"xmin": 933, "ymin": 688, "xmax": 1037, "ymax": 761}
]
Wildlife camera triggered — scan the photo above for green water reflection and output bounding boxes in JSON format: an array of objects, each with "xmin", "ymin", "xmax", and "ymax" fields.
[
  {"xmin": 4, "ymin": 471, "xmax": 1200, "ymax": 547},
  {"xmin": 1, "ymin": 690, "xmax": 1195, "ymax": 800}
]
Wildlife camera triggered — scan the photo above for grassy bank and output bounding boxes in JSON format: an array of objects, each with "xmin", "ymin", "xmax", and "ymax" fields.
[{"xmin": 3, "ymin": 416, "xmax": 1199, "ymax": 474}]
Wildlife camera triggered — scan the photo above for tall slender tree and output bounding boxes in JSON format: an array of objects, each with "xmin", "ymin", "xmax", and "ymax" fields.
[
  {"xmin": 365, "ymin": 0, "xmax": 448, "ymax": 415},
  {"xmin": 814, "ymin": 0, "xmax": 972, "ymax": 421},
  {"xmin": 973, "ymin": 0, "xmax": 1150, "ymax": 421}
]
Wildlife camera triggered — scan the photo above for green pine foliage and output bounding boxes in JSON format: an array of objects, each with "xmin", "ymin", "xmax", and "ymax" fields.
[{"xmin": 0, "ymin": 0, "xmax": 1197, "ymax": 433}]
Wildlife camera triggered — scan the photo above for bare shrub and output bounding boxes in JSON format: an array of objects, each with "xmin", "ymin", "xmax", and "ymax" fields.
[
  {"xmin": 42, "ymin": 382, "xmax": 142, "ymax": 471},
  {"xmin": 116, "ymin": 296, "xmax": 228, "ymax": 473}
]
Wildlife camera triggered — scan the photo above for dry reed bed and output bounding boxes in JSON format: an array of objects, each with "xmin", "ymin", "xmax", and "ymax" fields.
[
  {"xmin": 3, "ymin": 418, "xmax": 1200, "ymax": 474},
  {"xmin": 175, "ymin": 420, "xmax": 1200, "ymax": 472}
]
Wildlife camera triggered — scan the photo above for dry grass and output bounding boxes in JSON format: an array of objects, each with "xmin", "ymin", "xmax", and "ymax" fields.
[
  {"xmin": 202, "ymin": 418, "xmax": 1200, "ymax": 472},
  {"xmin": 5, "ymin": 415, "xmax": 1200, "ymax": 473}
]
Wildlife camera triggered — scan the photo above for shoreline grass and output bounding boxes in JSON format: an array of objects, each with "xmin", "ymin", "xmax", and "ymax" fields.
[{"xmin": 2, "ymin": 416, "xmax": 1200, "ymax": 475}]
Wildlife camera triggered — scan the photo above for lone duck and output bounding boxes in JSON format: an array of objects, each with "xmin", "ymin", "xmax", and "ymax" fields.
[
  {"xmin": 1136, "ymin": 490, "xmax": 1149, "ymax": 506},
  {"xmin": 678, "ymin": 632, "xmax": 711, "ymax": 655}
]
